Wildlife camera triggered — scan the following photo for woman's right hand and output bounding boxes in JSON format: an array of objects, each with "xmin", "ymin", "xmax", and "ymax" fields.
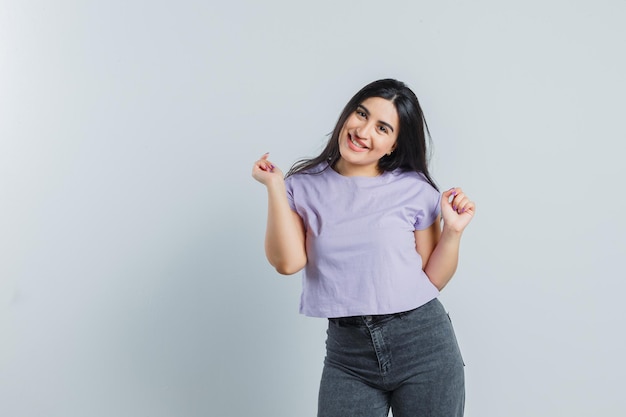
[
  {"xmin": 252, "ymin": 153, "xmax": 284, "ymax": 186},
  {"xmin": 251, "ymin": 152, "xmax": 307, "ymax": 274}
]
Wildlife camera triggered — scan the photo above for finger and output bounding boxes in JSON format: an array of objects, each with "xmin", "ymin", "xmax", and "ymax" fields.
[
  {"xmin": 457, "ymin": 197, "xmax": 475, "ymax": 214},
  {"xmin": 263, "ymin": 153, "xmax": 276, "ymax": 172},
  {"xmin": 254, "ymin": 153, "xmax": 271, "ymax": 171},
  {"xmin": 450, "ymin": 192, "xmax": 466, "ymax": 211},
  {"xmin": 442, "ymin": 187, "xmax": 456, "ymax": 199},
  {"xmin": 441, "ymin": 188, "xmax": 458, "ymax": 207},
  {"xmin": 255, "ymin": 158, "xmax": 275, "ymax": 173},
  {"xmin": 461, "ymin": 201, "xmax": 476, "ymax": 215}
]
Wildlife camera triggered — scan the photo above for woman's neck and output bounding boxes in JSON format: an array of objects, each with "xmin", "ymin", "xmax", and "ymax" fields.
[{"xmin": 333, "ymin": 159, "xmax": 381, "ymax": 177}]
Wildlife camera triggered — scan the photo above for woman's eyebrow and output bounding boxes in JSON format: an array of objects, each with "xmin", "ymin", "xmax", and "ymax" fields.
[{"xmin": 358, "ymin": 104, "xmax": 395, "ymax": 133}]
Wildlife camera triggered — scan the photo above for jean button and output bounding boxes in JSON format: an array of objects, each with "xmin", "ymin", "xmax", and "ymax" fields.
[{"xmin": 365, "ymin": 315, "xmax": 372, "ymax": 321}]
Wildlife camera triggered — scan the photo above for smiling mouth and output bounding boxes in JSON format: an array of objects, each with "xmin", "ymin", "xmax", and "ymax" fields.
[{"xmin": 349, "ymin": 133, "xmax": 368, "ymax": 149}]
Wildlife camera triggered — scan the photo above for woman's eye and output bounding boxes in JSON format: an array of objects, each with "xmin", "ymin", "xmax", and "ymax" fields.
[
  {"xmin": 378, "ymin": 125, "xmax": 388, "ymax": 134},
  {"xmin": 356, "ymin": 110, "xmax": 366, "ymax": 118}
]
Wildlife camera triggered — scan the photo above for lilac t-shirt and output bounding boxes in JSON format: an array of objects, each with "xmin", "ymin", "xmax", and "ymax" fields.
[{"xmin": 285, "ymin": 162, "xmax": 442, "ymax": 318}]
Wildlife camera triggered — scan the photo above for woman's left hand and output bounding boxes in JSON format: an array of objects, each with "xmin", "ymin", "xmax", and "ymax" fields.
[{"xmin": 441, "ymin": 187, "xmax": 476, "ymax": 233}]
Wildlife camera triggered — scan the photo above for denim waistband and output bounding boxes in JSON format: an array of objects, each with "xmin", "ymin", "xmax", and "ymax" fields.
[{"xmin": 328, "ymin": 306, "xmax": 418, "ymax": 327}]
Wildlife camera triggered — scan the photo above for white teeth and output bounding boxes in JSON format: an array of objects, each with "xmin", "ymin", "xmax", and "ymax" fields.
[{"xmin": 350, "ymin": 136, "xmax": 366, "ymax": 148}]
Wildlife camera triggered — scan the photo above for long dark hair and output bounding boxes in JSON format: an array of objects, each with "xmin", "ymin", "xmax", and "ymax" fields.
[{"xmin": 286, "ymin": 78, "xmax": 438, "ymax": 191}]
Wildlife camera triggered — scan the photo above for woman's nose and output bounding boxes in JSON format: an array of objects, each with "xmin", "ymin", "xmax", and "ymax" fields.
[{"xmin": 356, "ymin": 121, "xmax": 374, "ymax": 139}]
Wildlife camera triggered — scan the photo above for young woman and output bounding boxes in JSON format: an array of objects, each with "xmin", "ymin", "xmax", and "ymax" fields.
[{"xmin": 252, "ymin": 79, "xmax": 475, "ymax": 417}]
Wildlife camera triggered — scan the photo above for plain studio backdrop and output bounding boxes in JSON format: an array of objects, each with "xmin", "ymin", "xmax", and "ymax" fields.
[{"xmin": 1, "ymin": 1, "xmax": 625, "ymax": 416}]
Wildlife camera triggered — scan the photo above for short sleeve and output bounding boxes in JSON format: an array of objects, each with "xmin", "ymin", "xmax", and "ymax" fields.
[
  {"xmin": 284, "ymin": 175, "xmax": 296, "ymax": 211},
  {"xmin": 413, "ymin": 185, "xmax": 442, "ymax": 230}
]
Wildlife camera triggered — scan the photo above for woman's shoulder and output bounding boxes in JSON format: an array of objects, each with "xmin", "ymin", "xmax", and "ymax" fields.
[
  {"xmin": 389, "ymin": 169, "xmax": 438, "ymax": 190},
  {"xmin": 284, "ymin": 162, "xmax": 331, "ymax": 189},
  {"xmin": 387, "ymin": 170, "xmax": 441, "ymax": 213},
  {"xmin": 286, "ymin": 162, "xmax": 330, "ymax": 180}
]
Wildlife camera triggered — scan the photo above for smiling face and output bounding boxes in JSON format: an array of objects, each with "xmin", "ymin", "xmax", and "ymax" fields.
[{"xmin": 335, "ymin": 96, "xmax": 399, "ymax": 177}]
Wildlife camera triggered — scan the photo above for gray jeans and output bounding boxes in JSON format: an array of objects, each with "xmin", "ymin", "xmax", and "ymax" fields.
[{"xmin": 318, "ymin": 298, "xmax": 465, "ymax": 417}]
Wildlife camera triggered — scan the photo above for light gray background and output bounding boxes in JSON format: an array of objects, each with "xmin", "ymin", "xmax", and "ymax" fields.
[{"xmin": 1, "ymin": 0, "xmax": 625, "ymax": 416}]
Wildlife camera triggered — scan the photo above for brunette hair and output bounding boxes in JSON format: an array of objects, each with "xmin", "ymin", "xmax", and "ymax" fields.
[{"xmin": 286, "ymin": 78, "xmax": 438, "ymax": 190}]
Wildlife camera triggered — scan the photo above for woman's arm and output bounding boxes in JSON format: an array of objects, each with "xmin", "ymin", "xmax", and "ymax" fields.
[
  {"xmin": 252, "ymin": 154, "xmax": 307, "ymax": 275},
  {"xmin": 415, "ymin": 187, "xmax": 475, "ymax": 290}
]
